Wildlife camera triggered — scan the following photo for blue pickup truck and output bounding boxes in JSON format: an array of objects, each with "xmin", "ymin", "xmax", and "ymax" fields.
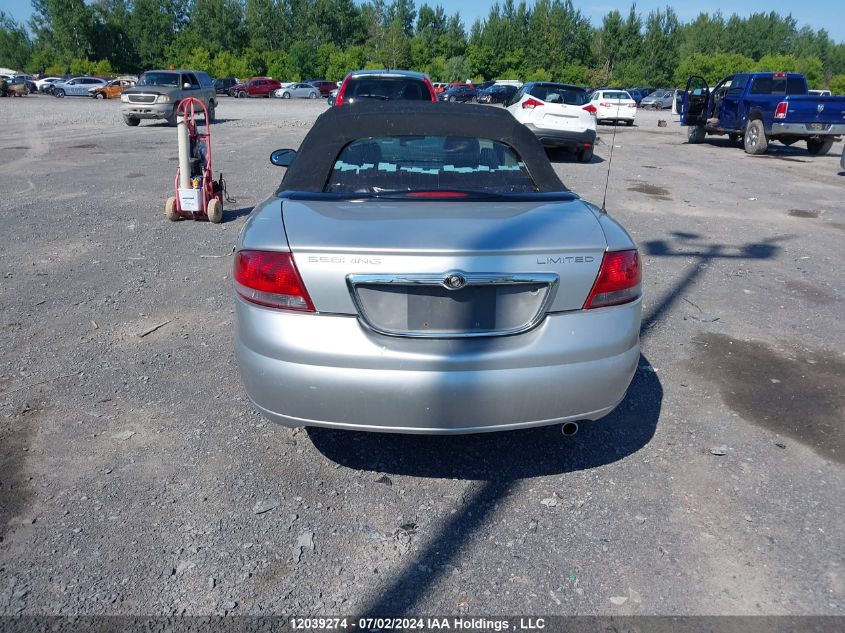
[{"xmin": 681, "ymin": 72, "xmax": 845, "ymax": 155}]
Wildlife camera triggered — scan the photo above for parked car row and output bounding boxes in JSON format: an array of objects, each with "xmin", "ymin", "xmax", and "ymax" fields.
[
  {"xmin": 1, "ymin": 73, "xmax": 139, "ymax": 99},
  {"xmin": 212, "ymin": 77, "xmax": 339, "ymax": 99},
  {"xmin": 40, "ymin": 64, "xmax": 839, "ymax": 166}
]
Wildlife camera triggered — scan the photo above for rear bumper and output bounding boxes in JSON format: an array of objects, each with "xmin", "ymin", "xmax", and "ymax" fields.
[
  {"xmin": 235, "ymin": 296, "xmax": 641, "ymax": 434},
  {"xmin": 121, "ymin": 103, "xmax": 173, "ymax": 119},
  {"xmin": 596, "ymin": 108, "xmax": 636, "ymax": 121},
  {"xmin": 524, "ymin": 124, "xmax": 596, "ymax": 149},
  {"xmin": 771, "ymin": 122, "xmax": 845, "ymax": 136}
]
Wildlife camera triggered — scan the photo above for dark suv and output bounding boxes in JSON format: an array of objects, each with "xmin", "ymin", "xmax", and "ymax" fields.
[
  {"xmin": 214, "ymin": 77, "xmax": 237, "ymax": 95},
  {"xmin": 334, "ymin": 70, "xmax": 437, "ymax": 106}
]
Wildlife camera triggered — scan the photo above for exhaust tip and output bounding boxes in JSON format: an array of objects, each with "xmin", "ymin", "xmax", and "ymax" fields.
[{"xmin": 561, "ymin": 421, "xmax": 579, "ymax": 437}]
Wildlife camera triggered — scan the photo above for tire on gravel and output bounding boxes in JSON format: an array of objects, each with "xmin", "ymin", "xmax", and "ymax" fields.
[
  {"xmin": 123, "ymin": 116, "xmax": 140, "ymax": 127},
  {"xmin": 743, "ymin": 119, "xmax": 768, "ymax": 155},
  {"xmin": 577, "ymin": 146, "xmax": 594, "ymax": 163},
  {"xmin": 806, "ymin": 139, "xmax": 833, "ymax": 156},
  {"xmin": 688, "ymin": 125, "xmax": 705, "ymax": 144},
  {"xmin": 165, "ymin": 196, "xmax": 181, "ymax": 221},
  {"xmin": 207, "ymin": 198, "xmax": 223, "ymax": 224}
]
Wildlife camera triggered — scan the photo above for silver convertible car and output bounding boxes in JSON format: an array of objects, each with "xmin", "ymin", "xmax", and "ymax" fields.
[{"xmin": 234, "ymin": 102, "xmax": 642, "ymax": 434}]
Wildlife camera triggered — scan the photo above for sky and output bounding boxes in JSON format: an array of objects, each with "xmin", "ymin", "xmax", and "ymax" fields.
[{"xmin": 3, "ymin": 0, "xmax": 843, "ymax": 42}]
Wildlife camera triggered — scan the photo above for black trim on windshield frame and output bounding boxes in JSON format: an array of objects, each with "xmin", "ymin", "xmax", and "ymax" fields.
[{"xmin": 276, "ymin": 190, "xmax": 580, "ymax": 202}]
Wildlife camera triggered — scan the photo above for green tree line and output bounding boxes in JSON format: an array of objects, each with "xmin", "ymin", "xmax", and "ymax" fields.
[{"xmin": 2, "ymin": 1, "xmax": 844, "ymax": 92}]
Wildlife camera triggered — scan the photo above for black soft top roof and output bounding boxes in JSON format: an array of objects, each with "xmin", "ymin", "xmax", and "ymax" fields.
[{"xmin": 279, "ymin": 102, "xmax": 568, "ymax": 193}]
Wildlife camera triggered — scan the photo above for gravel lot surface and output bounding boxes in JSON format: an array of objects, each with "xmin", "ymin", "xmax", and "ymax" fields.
[{"xmin": 1, "ymin": 95, "xmax": 843, "ymax": 617}]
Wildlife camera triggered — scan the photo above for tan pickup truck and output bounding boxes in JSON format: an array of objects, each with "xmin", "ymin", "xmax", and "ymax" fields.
[{"xmin": 120, "ymin": 69, "xmax": 217, "ymax": 126}]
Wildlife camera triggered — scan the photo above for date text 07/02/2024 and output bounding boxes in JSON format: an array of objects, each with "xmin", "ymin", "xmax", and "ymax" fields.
[{"xmin": 289, "ymin": 617, "xmax": 548, "ymax": 631}]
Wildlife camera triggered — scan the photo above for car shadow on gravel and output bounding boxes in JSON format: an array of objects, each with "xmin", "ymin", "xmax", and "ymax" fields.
[
  {"xmin": 308, "ymin": 356, "xmax": 661, "ymax": 481},
  {"xmin": 703, "ymin": 137, "xmax": 818, "ymax": 162},
  {"xmin": 314, "ymin": 230, "xmax": 791, "ymax": 616},
  {"xmin": 221, "ymin": 206, "xmax": 253, "ymax": 223},
  {"xmin": 0, "ymin": 411, "xmax": 35, "ymax": 545},
  {"xmin": 546, "ymin": 148, "xmax": 605, "ymax": 164},
  {"xmin": 641, "ymin": 232, "xmax": 791, "ymax": 332},
  {"xmin": 308, "ymin": 362, "xmax": 659, "ymax": 615}
]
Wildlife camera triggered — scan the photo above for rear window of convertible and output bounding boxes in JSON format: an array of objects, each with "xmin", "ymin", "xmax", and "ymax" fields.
[
  {"xmin": 345, "ymin": 77, "xmax": 431, "ymax": 101},
  {"xmin": 325, "ymin": 136, "xmax": 538, "ymax": 194}
]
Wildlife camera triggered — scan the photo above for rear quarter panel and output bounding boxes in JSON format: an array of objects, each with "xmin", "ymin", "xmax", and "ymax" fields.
[{"xmin": 739, "ymin": 94, "xmax": 777, "ymax": 130}]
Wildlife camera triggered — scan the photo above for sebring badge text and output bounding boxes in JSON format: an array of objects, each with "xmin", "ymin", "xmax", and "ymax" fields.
[{"xmin": 307, "ymin": 255, "xmax": 382, "ymax": 265}]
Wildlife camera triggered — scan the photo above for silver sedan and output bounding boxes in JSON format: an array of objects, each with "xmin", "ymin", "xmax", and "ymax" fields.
[
  {"xmin": 234, "ymin": 103, "xmax": 642, "ymax": 434},
  {"xmin": 640, "ymin": 89, "xmax": 676, "ymax": 109},
  {"xmin": 52, "ymin": 76, "xmax": 107, "ymax": 97},
  {"xmin": 274, "ymin": 83, "xmax": 319, "ymax": 99}
]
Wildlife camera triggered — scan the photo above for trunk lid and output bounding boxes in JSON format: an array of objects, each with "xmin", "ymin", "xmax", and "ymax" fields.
[
  {"xmin": 283, "ymin": 199, "xmax": 608, "ymax": 334},
  {"xmin": 782, "ymin": 95, "xmax": 845, "ymax": 126},
  {"xmin": 527, "ymin": 101, "xmax": 593, "ymax": 133}
]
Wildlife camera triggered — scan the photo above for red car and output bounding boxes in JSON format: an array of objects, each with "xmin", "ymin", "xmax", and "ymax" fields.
[
  {"xmin": 307, "ymin": 80, "xmax": 336, "ymax": 97},
  {"xmin": 231, "ymin": 77, "xmax": 281, "ymax": 98}
]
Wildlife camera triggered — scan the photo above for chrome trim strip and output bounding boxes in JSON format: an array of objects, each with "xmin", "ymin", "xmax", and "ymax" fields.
[
  {"xmin": 349, "ymin": 271, "xmax": 559, "ymax": 287},
  {"xmin": 772, "ymin": 122, "xmax": 845, "ymax": 135},
  {"xmin": 346, "ymin": 271, "xmax": 559, "ymax": 339},
  {"xmin": 127, "ymin": 93, "xmax": 157, "ymax": 102}
]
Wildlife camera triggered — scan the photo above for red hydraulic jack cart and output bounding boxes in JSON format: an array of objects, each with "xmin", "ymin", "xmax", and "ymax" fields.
[{"xmin": 165, "ymin": 97, "xmax": 225, "ymax": 223}]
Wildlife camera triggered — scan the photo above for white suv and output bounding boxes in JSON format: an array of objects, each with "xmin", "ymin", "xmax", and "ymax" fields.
[{"xmin": 506, "ymin": 82, "xmax": 597, "ymax": 162}]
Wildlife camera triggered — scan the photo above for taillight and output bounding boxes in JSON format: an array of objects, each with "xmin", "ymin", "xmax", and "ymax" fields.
[
  {"xmin": 582, "ymin": 104, "xmax": 597, "ymax": 115},
  {"xmin": 234, "ymin": 250, "xmax": 315, "ymax": 312},
  {"xmin": 774, "ymin": 101, "xmax": 788, "ymax": 120},
  {"xmin": 522, "ymin": 97, "xmax": 544, "ymax": 109},
  {"xmin": 583, "ymin": 250, "xmax": 641, "ymax": 309},
  {"xmin": 334, "ymin": 76, "xmax": 351, "ymax": 106},
  {"xmin": 423, "ymin": 76, "xmax": 438, "ymax": 102}
]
